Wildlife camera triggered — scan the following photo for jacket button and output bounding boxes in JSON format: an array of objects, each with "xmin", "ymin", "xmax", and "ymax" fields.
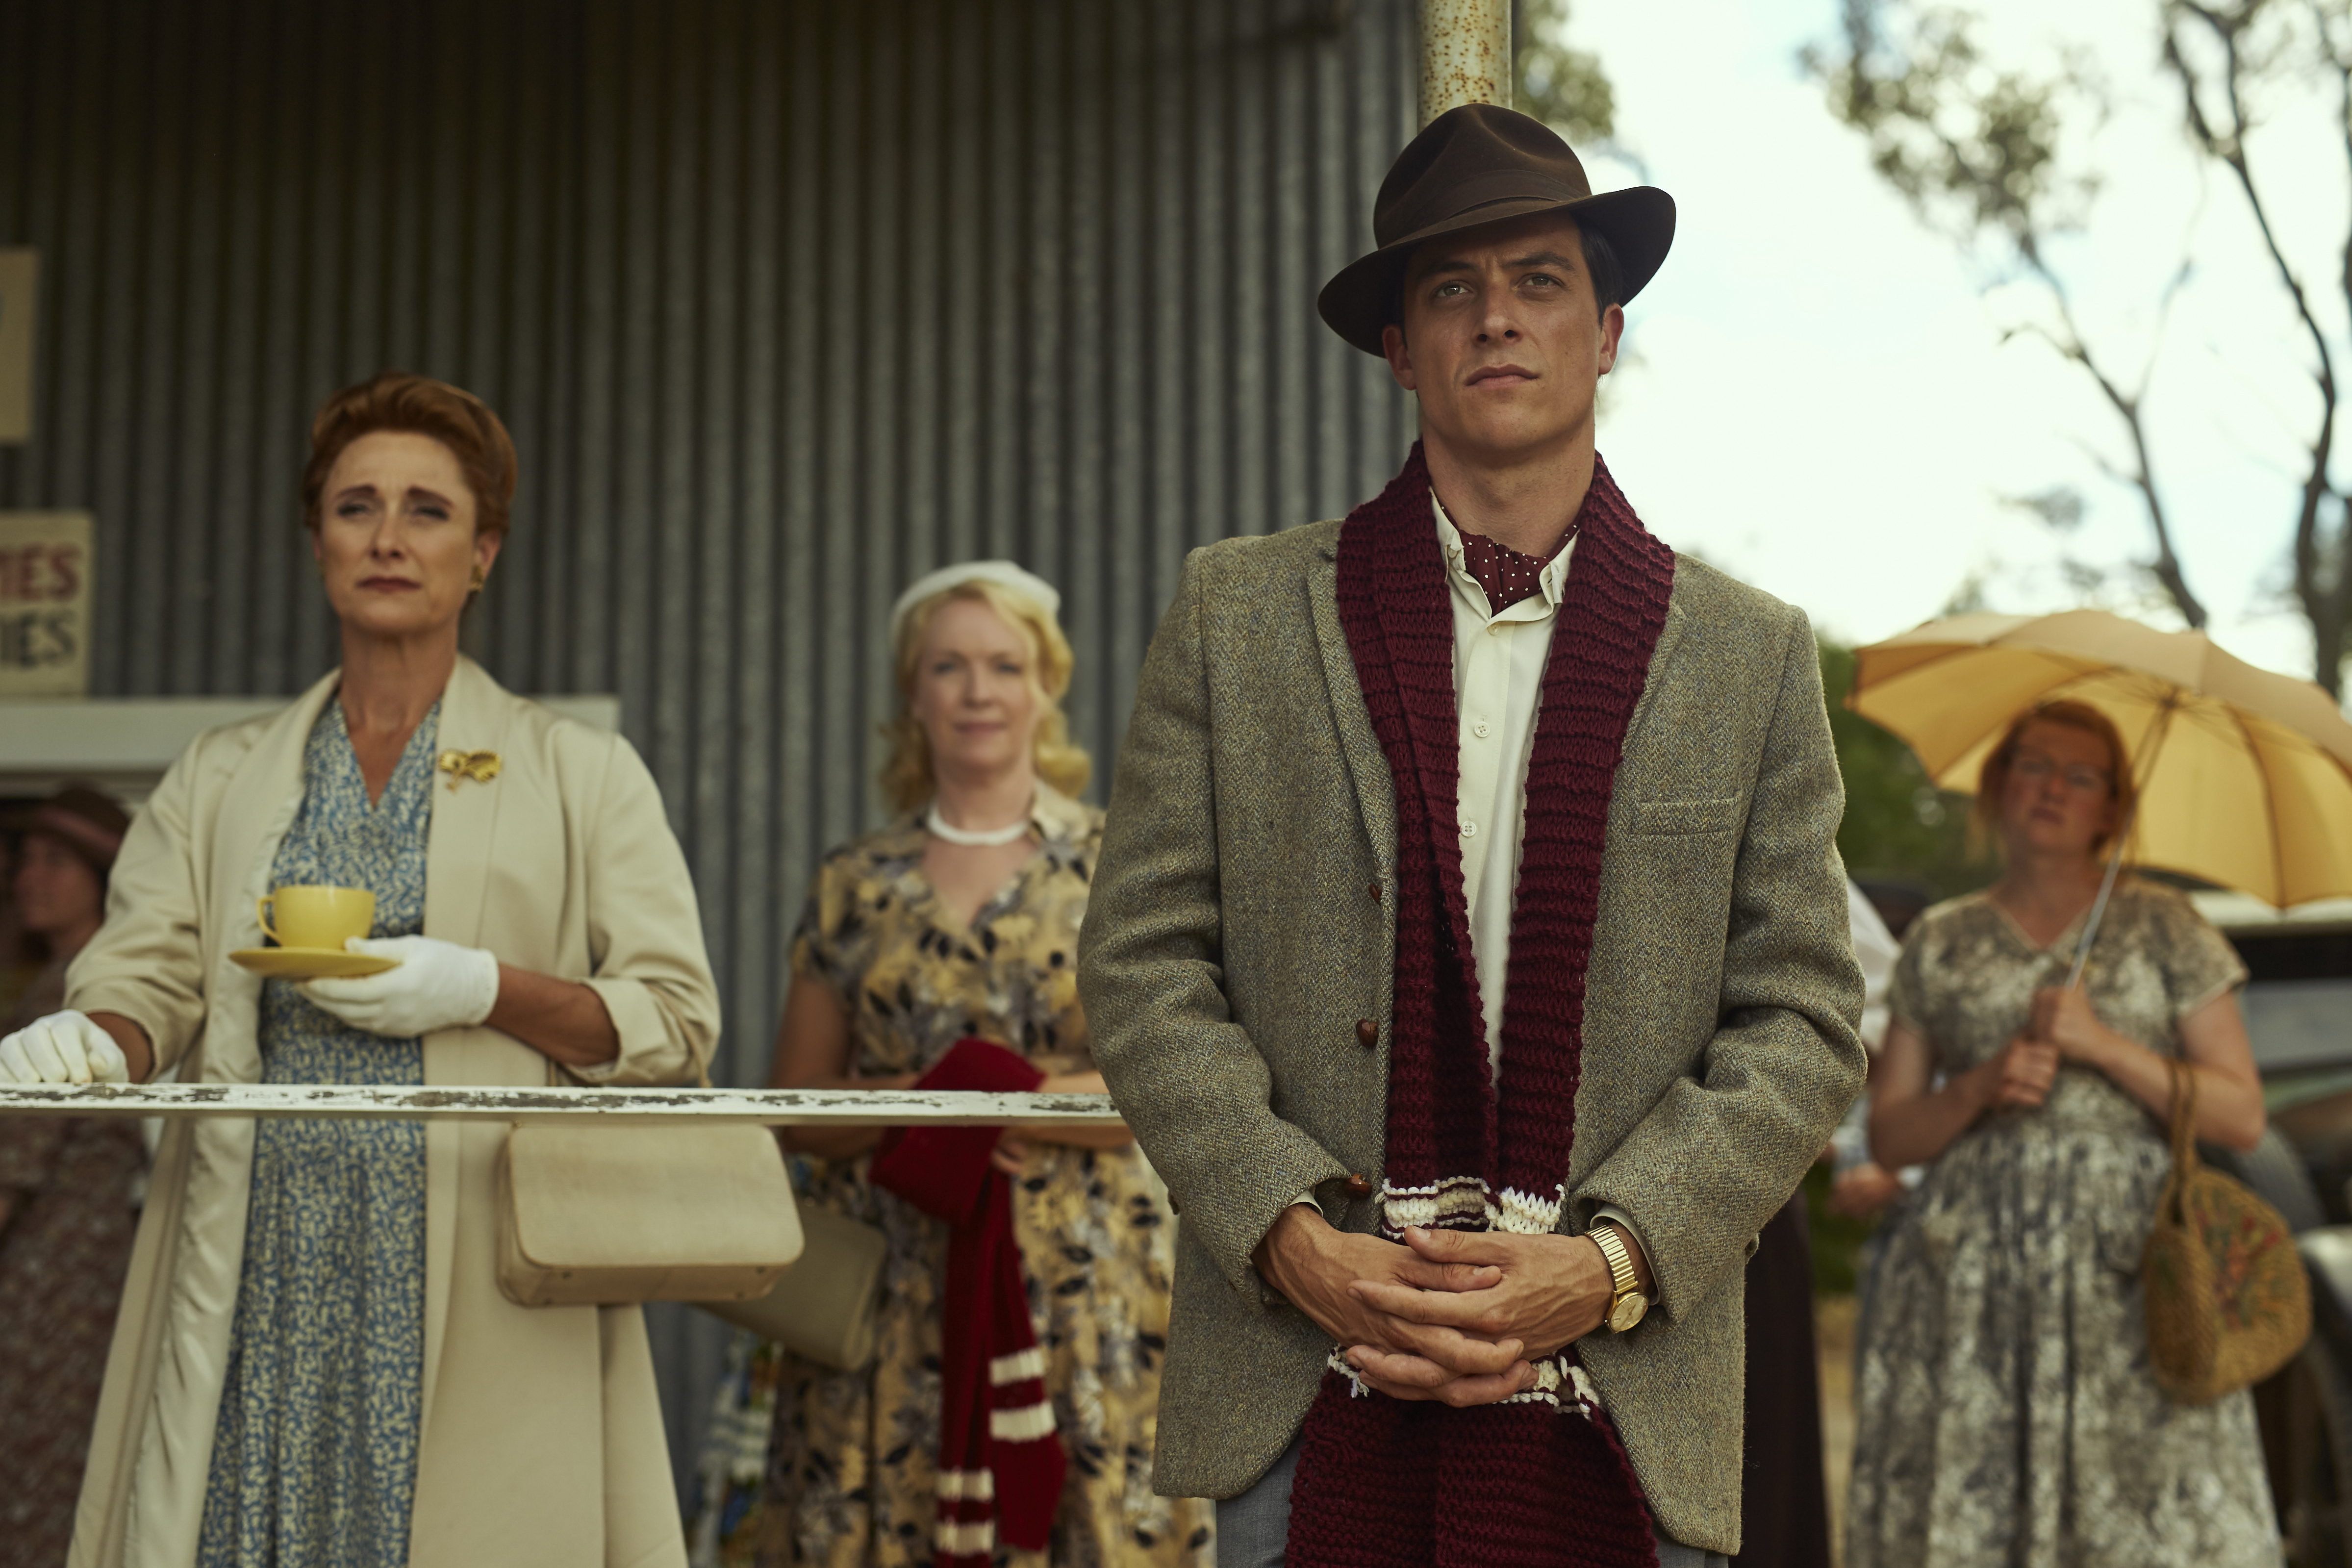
[
  {"xmin": 1368, "ymin": 881, "xmax": 1382, "ymax": 903},
  {"xmin": 1344, "ymin": 1173, "xmax": 1375, "ymax": 1200},
  {"xmin": 1355, "ymin": 1019, "xmax": 1377, "ymax": 1048}
]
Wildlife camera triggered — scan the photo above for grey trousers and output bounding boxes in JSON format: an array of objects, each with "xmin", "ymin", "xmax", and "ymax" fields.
[{"xmin": 1214, "ymin": 1436, "xmax": 1729, "ymax": 1568}]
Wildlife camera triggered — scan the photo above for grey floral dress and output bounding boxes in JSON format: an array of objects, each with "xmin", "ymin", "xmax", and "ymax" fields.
[
  {"xmin": 1845, "ymin": 880, "xmax": 2278, "ymax": 1567},
  {"xmin": 690, "ymin": 788, "xmax": 1209, "ymax": 1568},
  {"xmin": 196, "ymin": 700, "xmax": 438, "ymax": 1568}
]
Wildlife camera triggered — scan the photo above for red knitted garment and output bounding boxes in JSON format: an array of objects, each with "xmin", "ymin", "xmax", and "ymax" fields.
[
  {"xmin": 869, "ymin": 1039, "xmax": 1065, "ymax": 1566},
  {"xmin": 1284, "ymin": 444, "xmax": 1676, "ymax": 1568}
]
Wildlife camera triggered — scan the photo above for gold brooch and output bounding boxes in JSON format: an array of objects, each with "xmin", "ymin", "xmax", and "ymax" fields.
[{"xmin": 436, "ymin": 750, "xmax": 503, "ymax": 790}]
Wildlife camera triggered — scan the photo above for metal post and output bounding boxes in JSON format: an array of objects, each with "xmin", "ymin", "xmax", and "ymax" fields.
[
  {"xmin": 0, "ymin": 1082, "xmax": 1128, "ymax": 1128},
  {"xmin": 1418, "ymin": 0, "xmax": 1512, "ymax": 126}
]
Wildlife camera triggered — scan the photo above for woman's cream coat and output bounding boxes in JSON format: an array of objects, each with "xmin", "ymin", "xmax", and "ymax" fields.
[{"xmin": 65, "ymin": 658, "xmax": 720, "ymax": 1568}]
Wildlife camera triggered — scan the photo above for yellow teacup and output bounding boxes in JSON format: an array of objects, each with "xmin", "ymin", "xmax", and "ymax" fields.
[{"xmin": 256, "ymin": 885, "xmax": 376, "ymax": 952}]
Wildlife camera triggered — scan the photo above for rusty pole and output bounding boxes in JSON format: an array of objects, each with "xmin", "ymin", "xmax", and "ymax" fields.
[
  {"xmin": 1417, "ymin": 0, "xmax": 1512, "ymax": 125},
  {"xmin": 0, "ymin": 1081, "xmax": 1127, "ymax": 1127}
]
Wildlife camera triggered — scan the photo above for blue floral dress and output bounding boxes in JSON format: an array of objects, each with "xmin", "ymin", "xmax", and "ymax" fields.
[{"xmin": 195, "ymin": 701, "xmax": 438, "ymax": 1568}]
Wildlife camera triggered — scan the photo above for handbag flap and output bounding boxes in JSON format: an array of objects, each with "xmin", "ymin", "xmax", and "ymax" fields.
[
  {"xmin": 698, "ymin": 1204, "xmax": 891, "ymax": 1369},
  {"xmin": 507, "ymin": 1122, "xmax": 803, "ymax": 1271}
]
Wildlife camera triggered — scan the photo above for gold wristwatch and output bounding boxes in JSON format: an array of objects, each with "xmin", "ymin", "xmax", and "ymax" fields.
[{"xmin": 1591, "ymin": 1222, "xmax": 1649, "ymax": 1333}]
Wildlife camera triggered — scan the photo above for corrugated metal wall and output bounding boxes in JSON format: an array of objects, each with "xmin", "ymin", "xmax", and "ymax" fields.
[{"xmin": 0, "ymin": 0, "xmax": 1420, "ymax": 1499}]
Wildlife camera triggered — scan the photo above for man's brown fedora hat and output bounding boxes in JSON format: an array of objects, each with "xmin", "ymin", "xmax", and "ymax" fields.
[{"xmin": 1318, "ymin": 102, "xmax": 1675, "ymax": 356}]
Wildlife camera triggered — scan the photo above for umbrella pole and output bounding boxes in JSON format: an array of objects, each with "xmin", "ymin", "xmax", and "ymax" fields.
[
  {"xmin": 2063, "ymin": 833, "xmax": 2129, "ymax": 990},
  {"xmin": 2062, "ymin": 694, "xmax": 2180, "ymax": 990}
]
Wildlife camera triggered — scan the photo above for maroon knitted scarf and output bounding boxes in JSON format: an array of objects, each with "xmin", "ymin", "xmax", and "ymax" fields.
[
  {"xmin": 870, "ymin": 1040, "xmax": 1064, "ymax": 1565},
  {"xmin": 1283, "ymin": 443, "xmax": 1676, "ymax": 1568}
]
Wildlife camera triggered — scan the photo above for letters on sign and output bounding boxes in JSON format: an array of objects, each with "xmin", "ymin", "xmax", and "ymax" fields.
[{"xmin": 0, "ymin": 512, "xmax": 94, "ymax": 696}]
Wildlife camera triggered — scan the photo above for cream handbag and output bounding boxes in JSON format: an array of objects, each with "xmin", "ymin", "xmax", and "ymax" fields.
[
  {"xmin": 696, "ymin": 1203, "xmax": 890, "ymax": 1370},
  {"xmin": 497, "ymin": 1122, "xmax": 803, "ymax": 1307}
]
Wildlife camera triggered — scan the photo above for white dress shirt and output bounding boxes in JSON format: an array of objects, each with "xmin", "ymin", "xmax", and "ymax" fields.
[
  {"xmin": 1435, "ymin": 492, "xmax": 1578, "ymax": 1075},
  {"xmin": 1432, "ymin": 492, "xmax": 1649, "ymax": 1265}
]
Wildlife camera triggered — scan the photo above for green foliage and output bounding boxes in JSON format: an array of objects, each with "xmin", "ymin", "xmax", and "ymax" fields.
[
  {"xmin": 1803, "ymin": 1162, "xmax": 1876, "ymax": 1296},
  {"xmin": 1802, "ymin": 1, "xmax": 2102, "ymax": 257},
  {"xmin": 1820, "ymin": 640, "xmax": 1997, "ymax": 900},
  {"xmin": 1516, "ymin": 0, "xmax": 1615, "ymax": 146}
]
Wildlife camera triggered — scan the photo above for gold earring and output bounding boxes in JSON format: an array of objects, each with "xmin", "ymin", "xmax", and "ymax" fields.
[{"xmin": 470, "ymin": 566, "xmax": 487, "ymax": 592}]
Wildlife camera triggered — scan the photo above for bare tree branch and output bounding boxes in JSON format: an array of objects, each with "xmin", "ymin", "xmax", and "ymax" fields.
[
  {"xmin": 2165, "ymin": 1, "xmax": 2346, "ymax": 688},
  {"xmin": 1806, "ymin": 1, "xmax": 2212, "ymax": 631},
  {"xmin": 2015, "ymin": 218, "xmax": 2211, "ymax": 626},
  {"xmin": 2320, "ymin": 0, "xmax": 2352, "ymax": 685},
  {"xmin": 1814, "ymin": 0, "xmax": 2352, "ymax": 691}
]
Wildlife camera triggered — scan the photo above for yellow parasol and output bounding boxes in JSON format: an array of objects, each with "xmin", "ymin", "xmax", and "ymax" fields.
[{"xmin": 1847, "ymin": 609, "xmax": 2352, "ymax": 911}]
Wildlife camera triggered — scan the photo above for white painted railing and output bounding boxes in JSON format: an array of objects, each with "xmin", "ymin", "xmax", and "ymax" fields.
[{"xmin": 0, "ymin": 1083, "xmax": 1125, "ymax": 1127}]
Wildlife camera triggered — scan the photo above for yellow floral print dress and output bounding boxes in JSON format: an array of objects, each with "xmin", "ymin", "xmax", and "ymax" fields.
[{"xmin": 691, "ymin": 787, "xmax": 1210, "ymax": 1568}]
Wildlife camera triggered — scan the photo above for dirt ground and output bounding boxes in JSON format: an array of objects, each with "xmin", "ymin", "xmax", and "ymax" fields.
[{"xmin": 1817, "ymin": 1294, "xmax": 1859, "ymax": 1568}]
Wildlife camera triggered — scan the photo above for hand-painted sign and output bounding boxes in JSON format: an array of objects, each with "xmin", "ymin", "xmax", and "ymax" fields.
[{"xmin": 0, "ymin": 511, "xmax": 93, "ymax": 696}]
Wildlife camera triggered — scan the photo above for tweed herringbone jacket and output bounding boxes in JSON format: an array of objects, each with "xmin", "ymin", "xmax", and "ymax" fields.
[{"xmin": 1076, "ymin": 518, "xmax": 1866, "ymax": 1556}]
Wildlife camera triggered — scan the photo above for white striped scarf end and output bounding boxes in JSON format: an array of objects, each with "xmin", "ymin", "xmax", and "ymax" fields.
[
  {"xmin": 1492, "ymin": 1183, "xmax": 1565, "ymax": 1236},
  {"xmin": 1380, "ymin": 1175, "xmax": 1495, "ymax": 1235},
  {"xmin": 1499, "ymin": 1355, "xmax": 1566, "ymax": 1409},
  {"xmin": 989, "ymin": 1400, "xmax": 1058, "ymax": 1442},
  {"xmin": 1566, "ymin": 1361, "xmax": 1604, "ymax": 1417},
  {"xmin": 1505, "ymin": 1359, "xmax": 1604, "ymax": 1418},
  {"xmin": 1378, "ymin": 1215, "xmax": 1492, "ymax": 1242},
  {"xmin": 935, "ymin": 1518, "xmax": 995, "ymax": 1556},
  {"xmin": 1377, "ymin": 1175, "xmax": 1488, "ymax": 1199},
  {"xmin": 1325, "ymin": 1348, "xmax": 1371, "ymax": 1398},
  {"xmin": 1324, "ymin": 1346, "xmax": 1597, "ymax": 1416},
  {"xmin": 988, "ymin": 1347, "xmax": 1047, "ymax": 1385},
  {"xmin": 934, "ymin": 1467, "xmax": 995, "ymax": 1502}
]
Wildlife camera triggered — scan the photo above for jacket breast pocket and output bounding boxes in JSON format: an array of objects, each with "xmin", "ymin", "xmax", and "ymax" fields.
[{"xmin": 1627, "ymin": 794, "xmax": 1745, "ymax": 838}]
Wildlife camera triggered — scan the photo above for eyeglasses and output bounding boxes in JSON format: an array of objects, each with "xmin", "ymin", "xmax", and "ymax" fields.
[{"xmin": 2012, "ymin": 749, "xmax": 2114, "ymax": 795}]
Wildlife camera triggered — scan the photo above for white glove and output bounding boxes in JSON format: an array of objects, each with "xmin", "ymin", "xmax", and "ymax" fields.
[
  {"xmin": 0, "ymin": 1010, "xmax": 131, "ymax": 1085},
  {"xmin": 302, "ymin": 936, "xmax": 501, "ymax": 1038}
]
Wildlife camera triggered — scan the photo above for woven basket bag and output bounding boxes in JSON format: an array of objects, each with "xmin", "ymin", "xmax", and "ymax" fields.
[{"xmin": 2142, "ymin": 1057, "xmax": 2310, "ymax": 1403}]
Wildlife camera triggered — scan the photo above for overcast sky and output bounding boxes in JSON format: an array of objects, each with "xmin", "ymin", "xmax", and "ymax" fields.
[{"xmin": 1555, "ymin": 0, "xmax": 2346, "ymax": 690}]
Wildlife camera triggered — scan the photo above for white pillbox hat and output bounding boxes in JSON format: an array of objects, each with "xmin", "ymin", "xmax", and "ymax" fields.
[{"xmin": 889, "ymin": 560, "xmax": 1063, "ymax": 645}]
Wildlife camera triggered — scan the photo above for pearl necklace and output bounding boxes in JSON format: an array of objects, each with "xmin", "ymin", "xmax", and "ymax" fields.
[{"xmin": 925, "ymin": 801, "xmax": 1033, "ymax": 847}]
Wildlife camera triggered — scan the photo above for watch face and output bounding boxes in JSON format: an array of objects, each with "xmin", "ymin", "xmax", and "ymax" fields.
[{"xmin": 1609, "ymin": 1294, "xmax": 1648, "ymax": 1333}]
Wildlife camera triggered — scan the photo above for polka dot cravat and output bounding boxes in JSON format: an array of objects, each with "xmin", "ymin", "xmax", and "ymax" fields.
[{"xmin": 1456, "ymin": 524, "xmax": 1574, "ymax": 615}]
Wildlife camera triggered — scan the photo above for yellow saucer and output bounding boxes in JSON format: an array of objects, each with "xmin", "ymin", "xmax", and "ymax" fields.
[{"xmin": 229, "ymin": 948, "xmax": 400, "ymax": 980}]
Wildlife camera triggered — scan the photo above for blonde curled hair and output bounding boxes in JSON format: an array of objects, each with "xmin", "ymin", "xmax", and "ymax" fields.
[{"xmin": 878, "ymin": 580, "xmax": 1092, "ymax": 814}]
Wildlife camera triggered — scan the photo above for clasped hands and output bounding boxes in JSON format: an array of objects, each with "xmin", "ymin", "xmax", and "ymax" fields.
[
  {"xmin": 1976, "ymin": 984, "xmax": 2119, "ymax": 1114},
  {"xmin": 1252, "ymin": 1205, "xmax": 1629, "ymax": 1409}
]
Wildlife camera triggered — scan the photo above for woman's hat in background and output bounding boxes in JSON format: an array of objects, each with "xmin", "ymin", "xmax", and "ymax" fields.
[
  {"xmin": 3, "ymin": 783, "xmax": 130, "ymax": 873},
  {"xmin": 890, "ymin": 561, "xmax": 1063, "ymax": 645},
  {"xmin": 1317, "ymin": 102, "xmax": 1676, "ymax": 356}
]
